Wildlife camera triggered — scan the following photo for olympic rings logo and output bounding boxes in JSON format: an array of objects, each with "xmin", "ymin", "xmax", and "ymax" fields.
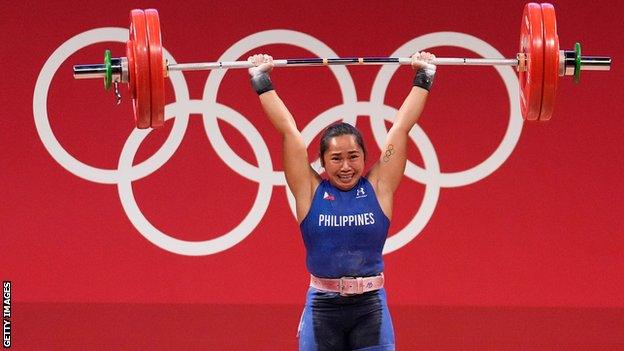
[{"xmin": 33, "ymin": 28, "xmax": 522, "ymax": 256}]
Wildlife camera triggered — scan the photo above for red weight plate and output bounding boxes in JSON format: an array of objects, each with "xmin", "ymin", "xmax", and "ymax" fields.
[
  {"xmin": 126, "ymin": 40, "xmax": 136, "ymax": 98},
  {"xmin": 126, "ymin": 40, "xmax": 139, "ymax": 126},
  {"xmin": 130, "ymin": 9, "xmax": 151, "ymax": 129},
  {"xmin": 145, "ymin": 9, "xmax": 165, "ymax": 128},
  {"xmin": 539, "ymin": 3, "xmax": 559, "ymax": 121},
  {"xmin": 518, "ymin": 3, "xmax": 544, "ymax": 121}
]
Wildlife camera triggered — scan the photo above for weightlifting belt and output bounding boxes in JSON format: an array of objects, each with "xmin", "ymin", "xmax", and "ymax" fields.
[{"xmin": 310, "ymin": 273, "xmax": 384, "ymax": 296}]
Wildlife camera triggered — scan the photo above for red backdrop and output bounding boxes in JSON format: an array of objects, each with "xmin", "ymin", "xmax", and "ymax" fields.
[{"xmin": 2, "ymin": 0, "xmax": 623, "ymax": 349}]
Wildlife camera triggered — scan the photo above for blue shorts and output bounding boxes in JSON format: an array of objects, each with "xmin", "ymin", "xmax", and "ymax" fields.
[{"xmin": 298, "ymin": 287, "xmax": 395, "ymax": 351}]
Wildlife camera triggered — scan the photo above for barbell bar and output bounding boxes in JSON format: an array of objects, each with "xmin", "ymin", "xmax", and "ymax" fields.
[{"xmin": 72, "ymin": 3, "xmax": 611, "ymax": 128}]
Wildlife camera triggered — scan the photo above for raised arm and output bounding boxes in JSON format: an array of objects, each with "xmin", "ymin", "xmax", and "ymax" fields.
[
  {"xmin": 367, "ymin": 52, "xmax": 437, "ymax": 218},
  {"xmin": 248, "ymin": 54, "xmax": 321, "ymax": 222}
]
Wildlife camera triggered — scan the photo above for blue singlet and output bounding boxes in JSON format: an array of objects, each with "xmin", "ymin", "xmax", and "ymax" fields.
[{"xmin": 300, "ymin": 177, "xmax": 390, "ymax": 278}]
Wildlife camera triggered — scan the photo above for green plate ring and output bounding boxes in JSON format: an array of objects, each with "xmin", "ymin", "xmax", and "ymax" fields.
[
  {"xmin": 574, "ymin": 42, "xmax": 581, "ymax": 84},
  {"xmin": 104, "ymin": 49, "xmax": 112, "ymax": 90}
]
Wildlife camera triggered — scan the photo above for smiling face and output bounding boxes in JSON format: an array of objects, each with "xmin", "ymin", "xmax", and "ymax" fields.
[{"xmin": 322, "ymin": 134, "xmax": 366, "ymax": 191}]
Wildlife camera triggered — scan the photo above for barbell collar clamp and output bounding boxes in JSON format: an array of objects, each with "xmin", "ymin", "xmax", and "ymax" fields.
[{"xmin": 73, "ymin": 57, "xmax": 129, "ymax": 83}]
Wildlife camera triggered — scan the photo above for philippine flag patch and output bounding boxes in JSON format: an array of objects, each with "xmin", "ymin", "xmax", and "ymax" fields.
[{"xmin": 323, "ymin": 191, "xmax": 335, "ymax": 201}]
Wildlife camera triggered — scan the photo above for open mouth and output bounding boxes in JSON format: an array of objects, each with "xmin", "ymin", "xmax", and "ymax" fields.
[{"xmin": 338, "ymin": 173, "xmax": 353, "ymax": 183}]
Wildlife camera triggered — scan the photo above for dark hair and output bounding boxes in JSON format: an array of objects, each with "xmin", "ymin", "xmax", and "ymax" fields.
[{"xmin": 319, "ymin": 122, "xmax": 367, "ymax": 167}]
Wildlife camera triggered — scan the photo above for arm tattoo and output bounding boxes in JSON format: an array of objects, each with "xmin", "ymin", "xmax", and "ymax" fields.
[{"xmin": 383, "ymin": 144, "xmax": 395, "ymax": 162}]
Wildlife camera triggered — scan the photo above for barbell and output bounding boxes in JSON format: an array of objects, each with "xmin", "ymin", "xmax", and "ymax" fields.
[{"xmin": 73, "ymin": 3, "xmax": 611, "ymax": 129}]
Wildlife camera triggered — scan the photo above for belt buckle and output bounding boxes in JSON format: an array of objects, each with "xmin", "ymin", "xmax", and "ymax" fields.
[
  {"xmin": 339, "ymin": 277, "xmax": 361, "ymax": 296},
  {"xmin": 339, "ymin": 277, "xmax": 352, "ymax": 296}
]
